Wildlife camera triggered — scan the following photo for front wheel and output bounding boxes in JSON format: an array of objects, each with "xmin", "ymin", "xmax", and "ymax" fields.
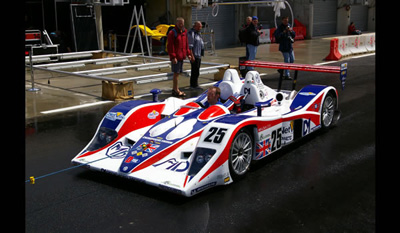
[{"xmin": 228, "ymin": 129, "xmax": 253, "ymax": 180}]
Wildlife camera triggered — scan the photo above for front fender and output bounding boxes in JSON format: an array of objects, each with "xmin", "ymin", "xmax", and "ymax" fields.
[
  {"xmin": 187, "ymin": 116, "xmax": 257, "ymax": 187},
  {"xmin": 75, "ymin": 100, "xmax": 167, "ymax": 159}
]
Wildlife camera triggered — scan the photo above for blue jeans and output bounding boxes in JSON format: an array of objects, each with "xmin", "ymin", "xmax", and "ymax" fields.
[
  {"xmin": 281, "ymin": 51, "xmax": 295, "ymax": 77},
  {"xmin": 247, "ymin": 44, "xmax": 258, "ymax": 70}
]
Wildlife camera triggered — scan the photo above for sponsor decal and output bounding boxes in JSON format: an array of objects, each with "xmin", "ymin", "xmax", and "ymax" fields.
[
  {"xmin": 148, "ymin": 110, "xmax": 160, "ymax": 119},
  {"xmin": 105, "ymin": 112, "xmax": 125, "ymax": 121},
  {"xmin": 106, "ymin": 142, "xmax": 130, "ymax": 158},
  {"xmin": 190, "ymin": 182, "xmax": 217, "ymax": 195},
  {"xmin": 299, "ymin": 92, "xmax": 316, "ymax": 96},
  {"xmin": 137, "ymin": 142, "xmax": 160, "ymax": 153},
  {"xmin": 142, "ymin": 136, "xmax": 173, "ymax": 144},
  {"xmin": 153, "ymin": 158, "xmax": 190, "ymax": 172},
  {"xmin": 302, "ymin": 118, "xmax": 321, "ymax": 136},
  {"xmin": 282, "ymin": 121, "xmax": 294, "ymax": 145}
]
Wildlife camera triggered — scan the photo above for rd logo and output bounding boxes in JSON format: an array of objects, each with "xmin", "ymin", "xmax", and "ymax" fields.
[{"xmin": 106, "ymin": 142, "xmax": 130, "ymax": 159}]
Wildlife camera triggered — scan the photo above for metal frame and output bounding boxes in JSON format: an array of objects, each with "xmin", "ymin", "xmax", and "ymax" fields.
[{"xmin": 26, "ymin": 50, "xmax": 229, "ymax": 85}]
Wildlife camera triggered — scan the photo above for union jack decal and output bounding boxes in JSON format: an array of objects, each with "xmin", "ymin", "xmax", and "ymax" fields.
[
  {"xmin": 256, "ymin": 139, "xmax": 271, "ymax": 159},
  {"xmin": 140, "ymin": 142, "xmax": 159, "ymax": 153}
]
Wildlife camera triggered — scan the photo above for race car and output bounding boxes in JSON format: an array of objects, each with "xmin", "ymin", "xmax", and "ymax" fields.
[{"xmin": 71, "ymin": 60, "xmax": 347, "ymax": 197}]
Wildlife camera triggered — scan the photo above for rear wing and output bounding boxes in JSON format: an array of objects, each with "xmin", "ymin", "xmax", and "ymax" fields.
[{"xmin": 239, "ymin": 57, "xmax": 347, "ymax": 91}]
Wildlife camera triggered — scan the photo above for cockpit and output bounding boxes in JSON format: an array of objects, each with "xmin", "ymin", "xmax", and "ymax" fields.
[{"xmin": 194, "ymin": 69, "xmax": 278, "ymax": 113}]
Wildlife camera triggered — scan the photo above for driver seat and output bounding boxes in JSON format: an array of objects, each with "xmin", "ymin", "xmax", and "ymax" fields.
[{"xmin": 219, "ymin": 69, "xmax": 243, "ymax": 100}]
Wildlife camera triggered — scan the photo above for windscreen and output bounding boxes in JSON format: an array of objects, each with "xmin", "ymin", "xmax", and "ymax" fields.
[{"xmin": 87, "ymin": 127, "xmax": 118, "ymax": 151}]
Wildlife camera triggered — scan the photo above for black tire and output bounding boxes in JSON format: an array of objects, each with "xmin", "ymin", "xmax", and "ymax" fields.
[
  {"xmin": 321, "ymin": 93, "xmax": 337, "ymax": 129},
  {"xmin": 228, "ymin": 129, "xmax": 253, "ymax": 180}
]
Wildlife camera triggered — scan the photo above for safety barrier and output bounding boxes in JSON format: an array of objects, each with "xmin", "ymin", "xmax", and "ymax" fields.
[
  {"xmin": 267, "ymin": 25, "xmax": 306, "ymax": 43},
  {"xmin": 365, "ymin": 33, "xmax": 376, "ymax": 52},
  {"xmin": 325, "ymin": 38, "xmax": 342, "ymax": 61},
  {"xmin": 259, "ymin": 19, "xmax": 306, "ymax": 44},
  {"xmin": 338, "ymin": 37, "xmax": 351, "ymax": 57},
  {"xmin": 259, "ymin": 29, "xmax": 271, "ymax": 43},
  {"xmin": 325, "ymin": 33, "xmax": 375, "ymax": 61}
]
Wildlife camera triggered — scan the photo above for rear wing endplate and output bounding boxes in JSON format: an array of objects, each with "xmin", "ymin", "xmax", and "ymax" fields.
[{"xmin": 239, "ymin": 57, "xmax": 347, "ymax": 91}]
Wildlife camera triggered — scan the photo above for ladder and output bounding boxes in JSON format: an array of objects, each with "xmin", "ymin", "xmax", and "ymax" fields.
[{"xmin": 123, "ymin": 5, "xmax": 151, "ymax": 57}]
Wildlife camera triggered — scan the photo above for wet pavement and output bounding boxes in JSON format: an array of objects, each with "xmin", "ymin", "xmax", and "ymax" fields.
[{"xmin": 25, "ymin": 54, "xmax": 375, "ymax": 232}]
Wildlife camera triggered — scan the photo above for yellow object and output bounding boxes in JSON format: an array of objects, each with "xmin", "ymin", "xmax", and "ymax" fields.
[
  {"xmin": 156, "ymin": 24, "xmax": 175, "ymax": 35},
  {"xmin": 30, "ymin": 176, "xmax": 35, "ymax": 184},
  {"xmin": 130, "ymin": 24, "xmax": 175, "ymax": 41}
]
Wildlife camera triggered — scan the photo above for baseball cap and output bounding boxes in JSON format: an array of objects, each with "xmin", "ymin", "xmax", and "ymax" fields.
[{"xmin": 252, "ymin": 16, "xmax": 258, "ymax": 20}]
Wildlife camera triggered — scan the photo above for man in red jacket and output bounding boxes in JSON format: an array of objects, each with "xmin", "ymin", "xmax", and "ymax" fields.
[{"xmin": 167, "ymin": 17, "xmax": 193, "ymax": 97}]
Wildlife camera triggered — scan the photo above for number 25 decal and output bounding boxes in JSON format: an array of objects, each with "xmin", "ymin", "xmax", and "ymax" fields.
[
  {"xmin": 271, "ymin": 128, "xmax": 282, "ymax": 151},
  {"xmin": 204, "ymin": 127, "xmax": 227, "ymax": 143}
]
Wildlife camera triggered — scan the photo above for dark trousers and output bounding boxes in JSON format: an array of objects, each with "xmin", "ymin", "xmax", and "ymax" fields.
[{"xmin": 190, "ymin": 57, "xmax": 201, "ymax": 88}]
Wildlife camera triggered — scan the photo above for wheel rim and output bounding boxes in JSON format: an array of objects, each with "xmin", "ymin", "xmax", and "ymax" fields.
[
  {"xmin": 230, "ymin": 132, "xmax": 252, "ymax": 175},
  {"xmin": 322, "ymin": 96, "xmax": 335, "ymax": 127}
]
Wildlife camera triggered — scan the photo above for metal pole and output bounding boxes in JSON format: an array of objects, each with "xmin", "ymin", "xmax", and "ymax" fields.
[
  {"xmin": 27, "ymin": 46, "xmax": 40, "ymax": 92},
  {"xmin": 124, "ymin": 5, "xmax": 137, "ymax": 53},
  {"xmin": 214, "ymin": 0, "xmax": 284, "ymax": 5}
]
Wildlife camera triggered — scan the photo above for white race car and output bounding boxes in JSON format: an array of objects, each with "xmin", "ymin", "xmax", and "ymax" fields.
[{"xmin": 71, "ymin": 60, "xmax": 347, "ymax": 196}]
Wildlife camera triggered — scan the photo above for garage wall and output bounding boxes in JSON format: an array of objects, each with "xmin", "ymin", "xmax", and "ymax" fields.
[
  {"xmin": 350, "ymin": 5, "xmax": 369, "ymax": 31},
  {"xmin": 191, "ymin": 5, "xmax": 237, "ymax": 49},
  {"xmin": 312, "ymin": 0, "xmax": 337, "ymax": 36}
]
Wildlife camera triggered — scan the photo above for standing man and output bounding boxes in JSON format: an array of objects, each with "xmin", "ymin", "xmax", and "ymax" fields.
[
  {"xmin": 243, "ymin": 16, "xmax": 252, "ymax": 60},
  {"xmin": 245, "ymin": 16, "xmax": 261, "ymax": 70},
  {"xmin": 188, "ymin": 21, "xmax": 204, "ymax": 89},
  {"xmin": 274, "ymin": 16, "xmax": 296, "ymax": 79},
  {"xmin": 167, "ymin": 17, "xmax": 193, "ymax": 97}
]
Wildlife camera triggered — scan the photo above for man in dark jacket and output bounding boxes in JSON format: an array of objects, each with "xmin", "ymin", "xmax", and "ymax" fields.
[
  {"xmin": 167, "ymin": 17, "xmax": 192, "ymax": 96},
  {"xmin": 274, "ymin": 16, "xmax": 296, "ymax": 79},
  {"xmin": 188, "ymin": 21, "xmax": 204, "ymax": 89},
  {"xmin": 245, "ymin": 16, "xmax": 261, "ymax": 70}
]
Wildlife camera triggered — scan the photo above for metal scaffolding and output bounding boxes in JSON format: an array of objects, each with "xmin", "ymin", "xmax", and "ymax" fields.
[{"xmin": 26, "ymin": 50, "xmax": 229, "ymax": 85}]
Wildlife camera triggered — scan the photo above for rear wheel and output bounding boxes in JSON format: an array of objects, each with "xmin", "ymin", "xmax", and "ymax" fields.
[
  {"xmin": 321, "ymin": 93, "xmax": 337, "ymax": 129},
  {"xmin": 228, "ymin": 129, "xmax": 253, "ymax": 179}
]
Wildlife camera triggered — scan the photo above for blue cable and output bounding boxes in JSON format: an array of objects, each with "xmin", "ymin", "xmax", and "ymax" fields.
[{"xmin": 25, "ymin": 157, "xmax": 109, "ymax": 184}]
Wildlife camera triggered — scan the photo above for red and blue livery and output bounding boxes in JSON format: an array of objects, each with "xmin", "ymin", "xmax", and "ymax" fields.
[{"xmin": 71, "ymin": 60, "xmax": 347, "ymax": 196}]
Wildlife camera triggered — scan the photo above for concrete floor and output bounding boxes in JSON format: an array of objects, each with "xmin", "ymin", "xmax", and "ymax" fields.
[{"xmin": 25, "ymin": 37, "xmax": 336, "ymax": 121}]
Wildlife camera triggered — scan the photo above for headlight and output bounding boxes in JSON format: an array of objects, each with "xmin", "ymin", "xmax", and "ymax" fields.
[
  {"xmin": 188, "ymin": 148, "xmax": 216, "ymax": 176},
  {"xmin": 87, "ymin": 127, "xmax": 118, "ymax": 151}
]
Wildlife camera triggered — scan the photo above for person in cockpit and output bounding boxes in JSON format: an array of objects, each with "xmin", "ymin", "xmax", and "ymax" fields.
[{"xmin": 204, "ymin": 86, "xmax": 222, "ymax": 108}]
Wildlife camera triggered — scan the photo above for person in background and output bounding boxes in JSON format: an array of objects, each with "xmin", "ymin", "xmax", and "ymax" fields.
[
  {"xmin": 243, "ymin": 16, "xmax": 252, "ymax": 59},
  {"xmin": 167, "ymin": 17, "xmax": 193, "ymax": 97},
  {"xmin": 348, "ymin": 22, "xmax": 362, "ymax": 35},
  {"xmin": 243, "ymin": 16, "xmax": 252, "ymax": 29},
  {"xmin": 245, "ymin": 16, "xmax": 261, "ymax": 70},
  {"xmin": 188, "ymin": 21, "xmax": 204, "ymax": 89},
  {"xmin": 274, "ymin": 16, "xmax": 296, "ymax": 80}
]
